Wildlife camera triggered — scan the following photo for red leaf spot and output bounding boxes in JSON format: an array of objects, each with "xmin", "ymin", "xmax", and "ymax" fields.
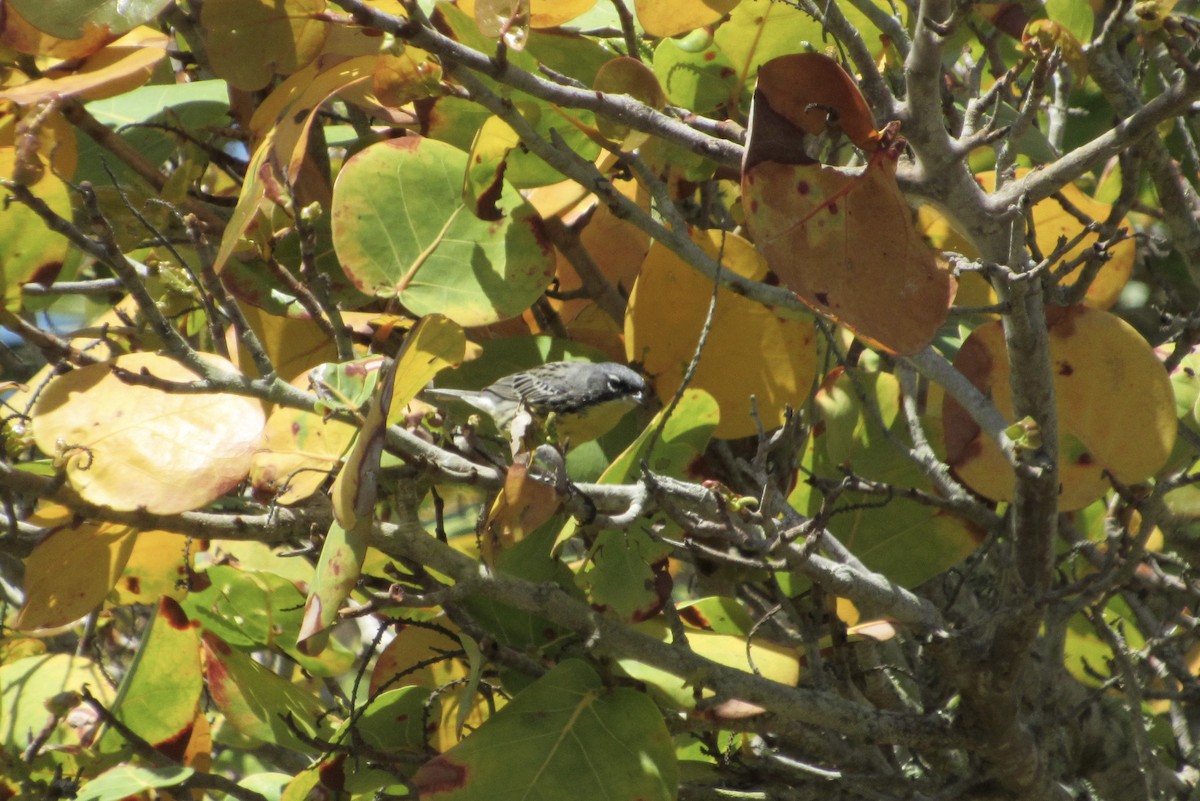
[
  {"xmin": 678, "ymin": 605, "xmax": 711, "ymax": 629},
  {"xmin": 542, "ymin": 626, "xmax": 558, "ymax": 641},
  {"xmin": 414, "ymin": 755, "xmax": 468, "ymax": 795},
  {"xmin": 124, "ymin": 576, "xmax": 141, "ymax": 594},
  {"xmin": 159, "ymin": 596, "xmax": 195, "ymax": 629},
  {"xmin": 704, "ymin": 51, "xmax": 716, "ymax": 61},
  {"xmin": 749, "ymin": 199, "xmax": 759, "ymax": 213},
  {"xmin": 318, "ymin": 755, "xmax": 347, "ymax": 791},
  {"xmin": 27, "ymin": 260, "xmax": 63, "ymax": 286},
  {"xmin": 814, "ymin": 291, "xmax": 830, "ymax": 306},
  {"xmin": 1075, "ymin": 451, "xmax": 1094, "ymax": 466},
  {"xmin": 796, "ymin": 180, "xmax": 810, "ymax": 195},
  {"xmin": 719, "ymin": 67, "xmax": 735, "ymax": 78},
  {"xmin": 154, "ymin": 722, "xmax": 193, "ymax": 762},
  {"xmin": 1057, "ymin": 361, "xmax": 1074, "ymax": 376},
  {"xmin": 291, "ymin": 421, "xmax": 302, "ymax": 435},
  {"xmin": 827, "ymin": 201, "xmax": 839, "ymax": 215}
]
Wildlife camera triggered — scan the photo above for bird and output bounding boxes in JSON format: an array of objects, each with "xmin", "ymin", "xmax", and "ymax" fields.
[{"xmin": 424, "ymin": 360, "xmax": 648, "ymax": 445}]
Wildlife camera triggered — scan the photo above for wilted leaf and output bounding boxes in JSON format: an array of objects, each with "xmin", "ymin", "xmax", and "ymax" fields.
[
  {"xmin": 31, "ymin": 352, "xmax": 266, "ymax": 515},
  {"xmin": 943, "ymin": 306, "xmax": 1177, "ymax": 510}
]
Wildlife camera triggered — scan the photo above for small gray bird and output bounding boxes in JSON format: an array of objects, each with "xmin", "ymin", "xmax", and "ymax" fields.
[{"xmin": 424, "ymin": 360, "xmax": 648, "ymax": 443}]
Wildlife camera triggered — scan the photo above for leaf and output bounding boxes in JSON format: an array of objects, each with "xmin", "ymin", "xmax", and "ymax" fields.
[
  {"xmin": 594, "ymin": 57, "xmax": 666, "ymax": 145},
  {"xmin": 110, "ymin": 530, "xmax": 191, "ymax": 605},
  {"xmin": 96, "ymin": 597, "xmax": 202, "ymax": 754},
  {"xmin": 8, "ymin": 0, "xmax": 173, "ymax": 39},
  {"xmin": 744, "ymin": 151, "xmax": 955, "ymax": 355},
  {"xmin": 459, "ymin": 0, "xmax": 598, "ymax": 29},
  {"xmin": 0, "ymin": 27, "xmax": 169, "ymax": 105},
  {"xmin": 76, "ymin": 766, "xmax": 194, "ymax": 801},
  {"xmin": 31, "ymin": 352, "xmax": 266, "ymax": 515},
  {"xmin": 15, "ymin": 502, "xmax": 137, "ymax": 630},
  {"xmin": 750, "ymin": 53, "xmax": 879, "ymax": 154},
  {"xmin": 636, "ymin": 0, "xmax": 739, "ymax": 37},
  {"xmin": 625, "ymin": 229, "xmax": 817, "ymax": 439},
  {"xmin": 943, "ymin": 306, "xmax": 1178, "ymax": 510},
  {"xmin": 330, "ymin": 136, "xmax": 555, "ymax": 326},
  {"xmin": 0, "ymin": 154, "xmax": 71, "ymax": 311},
  {"xmin": 975, "ymin": 170, "xmax": 1135, "ymax": 309},
  {"xmin": 331, "ymin": 356, "xmax": 396, "ymax": 531},
  {"xmin": 1044, "ymin": 0, "xmax": 1095, "ymax": 43},
  {"xmin": 0, "ymin": 4, "xmax": 116, "ymax": 59},
  {"xmin": 370, "ymin": 623, "xmax": 491, "ymax": 752},
  {"xmin": 200, "ymin": 632, "xmax": 333, "ymax": 751},
  {"xmin": 651, "ymin": 31, "xmax": 739, "ymax": 117},
  {"xmin": 412, "ymin": 660, "xmax": 677, "ymax": 801},
  {"xmin": 296, "ymin": 520, "xmax": 368, "ymax": 655},
  {"xmin": 199, "ymin": 0, "xmax": 330, "ymax": 92},
  {"xmin": 1, "ymin": 653, "xmax": 115, "ymax": 756}
]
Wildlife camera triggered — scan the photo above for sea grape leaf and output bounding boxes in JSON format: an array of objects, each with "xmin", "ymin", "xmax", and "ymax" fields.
[
  {"xmin": 200, "ymin": 0, "xmax": 330, "ymax": 92},
  {"xmin": 594, "ymin": 56, "xmax": 666, "ymax": 145},
  {"xmin": 652, "ymin": 31, "xmax": 738, "ymax": 116},
  {"xmin": 943, "ymin": 305, "xmax": 1177, "ymax": 510},
  {"xmin": 330, "ymin": 136, "xmax": 555, "ymax": 326},
  {"xmin": 296, "ymin": 519, "xmax": 367, "ymax": 655},
  {"xmin": 0, "ymin": 27, "xmax": 169, "ymax": 105},
  {"xmin": 0, "ymin": 143, "xmax": 72, "ymax": 310},
  {"xmin": 200, "ymin": 632, "xmax": 333, "ymax": 751},
  {"xmin": 96, "ymin": 597, "xmax": 202, "ymax": 755},
  {"xmin": 8, "ymin": 0, "xmax": 172, "ymax": 39},
  {"xmin": 626, "ymin": 229, "xmax": 817, "ymax": 439},
  {"xmin": 0, "ymin": 4, "xmax": 116, "ymax": 59},
  {"xmin": 31, "ymin": 352, "xmax": 266, "ymax": 515},
  {"xmin": 76, "ymin": 766, "xmax": 194, "ymax": 801},
  {"xmin": 636, "ymin": 0, "xmax": 739, "ymax": 37},
  {"xmin": 15, "ymin": 502, "xmax": 137, "ymax": 630},
  {"xmin": 110, "ymin": 531, "xmax": 191, "ymax": 605},
  {"xmin": 412, "ymin": 660, "xmax": 677, "ymax": 801},
  {"xmin": 1, "ymin": 653, "xmax": 115, "ymax": 757},
  {"xmin": 370, "ymin": 623, "xmax": 492, "ymax": 752},
  {"xmin": 742, "ymin": 55, "xmax": 955, "ymax": 355},
  {"xmin": 459, "ymin": 0, "xmax": 597, "ymax": 28}
]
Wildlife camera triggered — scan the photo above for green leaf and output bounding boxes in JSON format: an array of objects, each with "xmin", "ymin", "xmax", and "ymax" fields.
[
  {"xmin": 97, "ymin": 597, "xmax": 202, "ymax": 754},
  {"xmin": 8, "ymin": 0, "xmax": 172, "ymax": 39},
  {"xmin": 412, "ymin": 660, "xmax": 678, "ymax": 801},
  {"xmin": 77, "ymin": 765, "xmax": 194, "ymax": 801},
  {"xmin": 200, "ymin": 632, "xmax": 334, "ymax": 751},
  {"xmin": 1045, "ymin": 0, "xmax": 1094, "ymax": 43},
  {"xmin": 330, "ymin": 136, "xmax": 555, "ymax": 326},
  {"xmin": 652, "ymin": 32, "xmax": 738, "ymax": 116}
]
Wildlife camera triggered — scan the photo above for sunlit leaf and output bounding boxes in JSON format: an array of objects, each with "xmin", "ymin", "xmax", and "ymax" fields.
[
  {"xmin": 412, "ymin": 660, "xmax": 677, "ymax": 801},
  {"xmin": 8, "ymin": 0, "xmax": 172, "ymax": 40},
  {"xmin": 96, "ymin": 597, "xmax": 202, "ymax": 754},
  {"xmin": 76, "ymin": 766, "xmax": 194, "ymax": 801},
  {"xmin": 652, "ymin": 31, "xmax": 738, "ymax": 116},
  {"xmin": 459, "ymin": 0, "xmax": 597, "ymax": 28},
  {"xmin": 636, "ymin": 0, "xmax": 739, "ymax": 37},
  {"xmin": 331, "ymin": 136, "xmax": 554, "ymax": 325},
  {"xmin": 944, "ymin": 306, "xmax": 1177, "ymax": 510},
  {"xmin": 31, "ymin": 352, "xmax": 266, "ymax": 515},
  {"xmin": 200, "ymin": 0, "xmax": 330, "ymax": 92},
  {"xmin": 15, "ymin": 502, "xmax": 137, "ymax": 630},
  {"xmin": 0, "ymin": 27, "xmax": 169, "ymax": 105},
  {"xmin": 626, "ymin": 229, "xmax": 817, "ymax": 439},
  {"xmin": 1, "ymin": 653, "xmax": 115, "ymax": 755}
]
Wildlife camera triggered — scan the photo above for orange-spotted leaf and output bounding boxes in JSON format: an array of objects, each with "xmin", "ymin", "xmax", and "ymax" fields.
[
  {"xmin": 296, "ymin": 519, "xmax": 368, "ymax": 655},
  {"xmin": 31, "ymin": 353, "xmax": 265, "ymax": 515},
  {"xmin": 743, "ymin": 153, "xmax": 956, "ymax": 355},
  {"xmin": 943, "ymin": 306, "xmax": 1177, "ymax": 510}
]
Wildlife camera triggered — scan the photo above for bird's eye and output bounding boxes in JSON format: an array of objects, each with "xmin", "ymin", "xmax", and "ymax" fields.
[{"xmin": 608, "ymin": 376, "xmax": 626, "ymax": 392}]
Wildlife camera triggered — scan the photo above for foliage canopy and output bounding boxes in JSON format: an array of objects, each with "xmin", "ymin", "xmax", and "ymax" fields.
[{"xmin": 3, "ymin": 1, "xmax": 1200, "ymax": 800}]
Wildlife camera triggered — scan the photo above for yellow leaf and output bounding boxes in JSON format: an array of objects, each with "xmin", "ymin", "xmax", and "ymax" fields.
[
  {"xmin": 31, "ymin": 352, "xmax": 266, "ymax": 514},
  {"xmin": 16, "ymin": 502, "xmax": 137, "ymax": 630},
  {"xmin": 625, "ymin": 230, "xmax": 816, "ymax": 438},
  {"xmin": 0, "ymin": 27, "xmax": 168, "ymax": 105}
]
